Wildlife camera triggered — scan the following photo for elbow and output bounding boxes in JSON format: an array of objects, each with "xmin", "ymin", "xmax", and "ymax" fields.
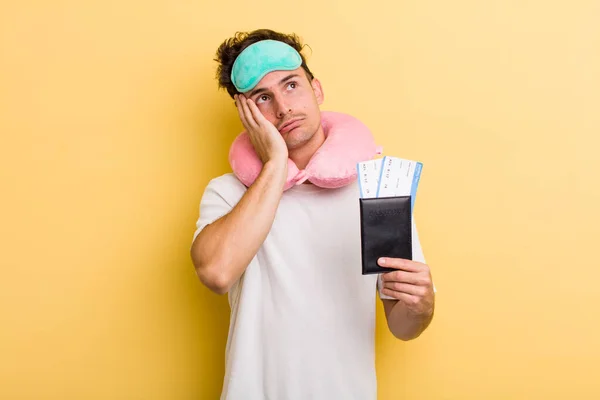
[
  {"xmin": 200, "ymin": 267, "xmax": 233, "ymax": 295},
  {"xmin": 190, "ymin": 235, "xmax": 238, "ymax": 295},
  {"xmin": 192, "ymin": 255, "xmax": 234, "ymax": 295}
]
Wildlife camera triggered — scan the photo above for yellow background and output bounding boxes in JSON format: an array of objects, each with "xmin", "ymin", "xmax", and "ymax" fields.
[{"xmin": 1, "ymin": 0, "xmax": 599, "ymax": 399}]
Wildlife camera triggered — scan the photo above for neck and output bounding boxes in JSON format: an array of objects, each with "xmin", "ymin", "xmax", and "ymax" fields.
[{"xmin": 288, "ymin": 125, "xmax": 326, "ymax": 171}]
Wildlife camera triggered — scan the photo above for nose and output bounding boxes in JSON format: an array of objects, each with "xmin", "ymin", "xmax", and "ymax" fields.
[
  {"xmin": 277, "ymin": 108, "xmax": 292, "ymax": 119},
  {"xmin": 273, "ymin": 94, "xmax": 292, "ymax": 119}
]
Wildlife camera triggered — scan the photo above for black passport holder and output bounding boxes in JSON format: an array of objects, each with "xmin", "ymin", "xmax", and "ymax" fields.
[{"xmin": 359, "ymin": 196, "xmax": 412, "ymax": 275}]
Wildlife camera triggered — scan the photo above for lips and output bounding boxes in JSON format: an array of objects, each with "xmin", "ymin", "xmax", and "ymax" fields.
[{"xmin": 279, "ymin": 118, "xmax": 303, "ymax": 133}]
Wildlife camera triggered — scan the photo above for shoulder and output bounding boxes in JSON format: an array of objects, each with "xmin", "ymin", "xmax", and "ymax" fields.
[
  {"xmin": 206, "ymin": 172, "xmax": 246, "ymax": 190},
  {"xmin": 202, "ymin": 173, "xmax": 248, "ymax": 206}
]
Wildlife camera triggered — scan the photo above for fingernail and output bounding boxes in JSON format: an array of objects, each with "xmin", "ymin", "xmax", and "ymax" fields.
[{"xmin": 378, "ymin": 258, "xmax": 386, "ymax": 265}]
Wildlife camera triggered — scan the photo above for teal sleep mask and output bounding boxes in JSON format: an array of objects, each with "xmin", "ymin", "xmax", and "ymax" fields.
[{"xmin": 231, "ymin": 40, "xmax": 303, "ymax": 93}]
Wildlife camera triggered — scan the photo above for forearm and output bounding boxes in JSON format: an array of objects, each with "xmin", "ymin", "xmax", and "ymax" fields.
[
  {"xmin": 191, "ymin": 160, "xmax": 287, "ymax": 294},
  {"xmin": 383, "ymin": 298, "xmax": 434, "ymax": 341}
]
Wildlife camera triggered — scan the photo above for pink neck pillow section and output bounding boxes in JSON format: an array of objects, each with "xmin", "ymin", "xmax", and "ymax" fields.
[{"xmin": 229, "ymin": 111, "xmax": 383, "ymax": 191}]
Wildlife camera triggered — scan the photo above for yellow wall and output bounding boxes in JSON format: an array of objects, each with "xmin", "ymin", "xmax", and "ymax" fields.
[{"xmin": 1, "ymin": 1, "xmax": 599, "ymax": 398}]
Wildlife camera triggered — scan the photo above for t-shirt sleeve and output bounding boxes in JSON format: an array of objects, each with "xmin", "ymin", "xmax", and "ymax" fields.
[
  {"xmin": 377, "ymin": 218, "xmax": 435, "ymax": 299},
  {"xmin": 191, "ymin": 175, "xmax": 245, "ymax": 245}
]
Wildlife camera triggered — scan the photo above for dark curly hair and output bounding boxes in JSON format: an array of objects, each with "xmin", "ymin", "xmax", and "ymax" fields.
[{"xmin": 214, "ymin": 29, "xmax": 315, "ymax": 98}]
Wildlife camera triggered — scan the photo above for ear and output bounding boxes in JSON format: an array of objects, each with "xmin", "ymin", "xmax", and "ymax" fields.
[{"xmin": 311, "ymin": 78, "xmax": 324, "ymax": 105}]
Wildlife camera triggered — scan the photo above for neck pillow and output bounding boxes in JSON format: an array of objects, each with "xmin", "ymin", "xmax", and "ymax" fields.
[{"xmin": 229, "ymin": 111, "xmax": 383, "ymax": 191}]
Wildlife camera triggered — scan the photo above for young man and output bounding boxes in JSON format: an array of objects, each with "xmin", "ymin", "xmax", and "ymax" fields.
[{"xmin": 190, "ymin": 29, "xmax": 435, "ymax": 399}]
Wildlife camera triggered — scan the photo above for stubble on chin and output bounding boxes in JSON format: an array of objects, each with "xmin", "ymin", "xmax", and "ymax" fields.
[{"xmin": 284, "ymin": 130, "xmax": 313, "ymax": 150}]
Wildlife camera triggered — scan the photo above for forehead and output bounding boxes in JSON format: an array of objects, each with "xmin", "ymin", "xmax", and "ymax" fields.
[{"xmin": 244, "ymin": 67, "xmax": 306, "ymax": 95}]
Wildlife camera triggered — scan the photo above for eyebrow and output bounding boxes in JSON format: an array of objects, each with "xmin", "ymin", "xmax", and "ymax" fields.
[{"xmin": 247, "ymin": 74, "xmax": 300, "ymax": 98}]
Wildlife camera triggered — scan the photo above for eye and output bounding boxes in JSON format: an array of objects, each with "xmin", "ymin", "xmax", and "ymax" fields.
[
  {"xmin": 256, "ymin": 94, "xmax": 270, "ymax": 104},
  {"xmin": 287, "ymin": 81, "xmax": 297, "ymax": 90}
]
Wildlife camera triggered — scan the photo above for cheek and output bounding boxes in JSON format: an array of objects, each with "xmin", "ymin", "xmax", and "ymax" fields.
[
  {"xmin": 299, "ymin": 92, "xmax": 319, "ymax": 114},
  {"xmin": 257, "ymin": 104, "xmax": 277, "ymax": 122},
  {"xmin": 294, "ymin": 92, "xmax": 314, "ymax": 112}
]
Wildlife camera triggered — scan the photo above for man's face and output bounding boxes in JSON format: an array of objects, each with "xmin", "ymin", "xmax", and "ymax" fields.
[{"xmin": 243, "ymin": 68, "xmax": 324, "ymax": 150}]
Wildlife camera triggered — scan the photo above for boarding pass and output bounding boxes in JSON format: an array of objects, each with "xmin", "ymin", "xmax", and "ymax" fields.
[{"xmin": 356, "ymin": 156, "xmax": 423, "ymax": 208}]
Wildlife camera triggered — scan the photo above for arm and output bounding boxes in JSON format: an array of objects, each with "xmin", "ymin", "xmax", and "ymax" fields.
[
  {"xmin": 191, "ymin": 161, "xmax": 286, "ymax": 294},
  {"xmin": 379, "ymin": 258, "xmax": 435, "ymax": 340},
  {"xmin": 190, "ymin": 95, "xmax": 288, "ymax": 295}
]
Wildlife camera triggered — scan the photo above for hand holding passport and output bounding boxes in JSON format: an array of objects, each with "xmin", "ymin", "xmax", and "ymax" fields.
[{"xmin": 356, "ymin": 156, "xmax": 423, "ymax": 275}]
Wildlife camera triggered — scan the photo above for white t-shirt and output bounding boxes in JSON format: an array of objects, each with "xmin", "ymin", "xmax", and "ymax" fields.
[{"xmin": 192, "ymin": 173, "xmax": 426, "ymax": 400}]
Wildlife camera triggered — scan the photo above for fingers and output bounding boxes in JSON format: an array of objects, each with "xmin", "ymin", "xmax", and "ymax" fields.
[
  {"xmin": 240, "ymin": 96, "xmax": 257, "ymax": 128},
  {"xmin": 378, "ymin": 257, "xmax": 425, "ymax": 272},
  {"xmin": 235, "ymin": 94, "xmax": 257, "ymax": 130},
  {"xmin": 234, "ymin": 94, "xmax": 249, "ymax": 129},
  {"xmin": 381, "ymin": 270, "xmax": 424, "ymax": 285},
  {"xmin": 245, "ymin": 97, "xmax": 268, "ymax": 125},
  {"xmin": 382, "ymin": 281, "xmax": 427, "ymax": 297},
  {"xmin": 380, "ymin": 289, "xmax": 418, "ymax": 305}
]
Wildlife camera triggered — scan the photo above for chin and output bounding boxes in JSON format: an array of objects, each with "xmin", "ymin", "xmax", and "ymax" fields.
[
  {"xmin": 286, "ymin": 121, "xmax": 321, "ymax": 148},
  {"xmin": 285, "ymin": 130, "xmax": 314, "ymax": 150}
]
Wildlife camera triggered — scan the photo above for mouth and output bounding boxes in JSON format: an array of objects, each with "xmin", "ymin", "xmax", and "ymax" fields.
[{"xmin": 279, "ymin": 118, "xmax": 303, "ymax": 133}]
